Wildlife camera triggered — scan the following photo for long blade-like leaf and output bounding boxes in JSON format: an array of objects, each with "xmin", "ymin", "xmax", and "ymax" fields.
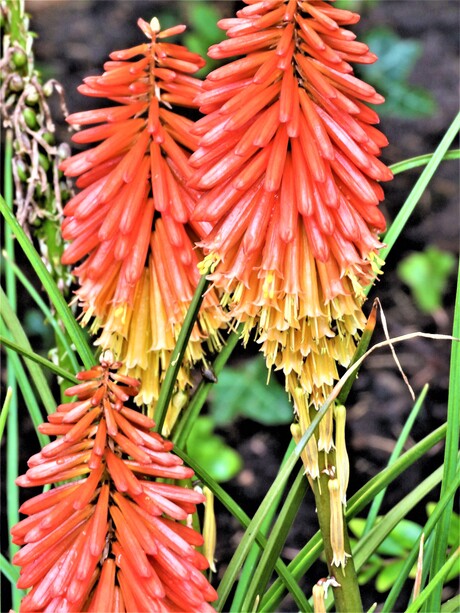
[
  {"xmin": 0, "ymin": 195, "xmax": 94, "ymax": 369},
  {"xmin": 425, "ymin": 263, "xmax": 460, "ymax": 611},
  {"xmin": 380, "ymin": 111, "xmax": 460, "ymax": 261},
  {"xmin": 382, "ymin": 466, "xmax": 460, "ymax": 613},
  {"xmin": 0, "ymin": 334, "xmax": 78, "ymax": 383}
]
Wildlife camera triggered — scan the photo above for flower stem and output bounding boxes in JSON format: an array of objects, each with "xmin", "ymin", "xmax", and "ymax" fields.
[
  {"xmin": 312, "ymin": 452, "xmax": 363, "ymax": 613},
  {"xmin": 154, "ymin": 272, "xmax": 210, "ymax": 434}
]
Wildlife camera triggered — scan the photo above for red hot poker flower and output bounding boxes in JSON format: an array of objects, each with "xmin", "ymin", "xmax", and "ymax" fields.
[
  {"xmin": 60, "ymin": 18, "xmax": 226, "ymax": 412},
  {"xmin": 12, "ymin": 352, "xmax": 217, "ymax": 612},
  {"xmin": 189, "ymin": 0, "xmax": 393, "ymax": 408}
]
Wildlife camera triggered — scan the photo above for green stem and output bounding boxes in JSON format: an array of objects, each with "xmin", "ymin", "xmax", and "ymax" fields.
[
  {"xmin": 3, "ymin": 128, "xmax": 20, "ymax": 611},
  {"xmin": 313, "ymin": 451, "xmax": 363, "ymax": 613},
  {"xmin": 154, "ymin": 273, "xmax": 210, "ymax": 433},
  {"xmin": 172, "ymin": 325, "xmax": 242, "ymax": 446},
  {"xmin": 389, "ymin": 148, "xmax": 459, "ymax": 175},
  {"xmin": 232, "ymin": 440, "xmax": 297, "ymax": 612},
  {"xmin": 0, "ymin": 334, "xmax": 78, "ymax": 383},
  {"xmin": 380, "ymin": 111, "xmax": 460, "ymax": 261},
  {"xmin": 363, "ymin": 383, "xmax": 429, "ymax": 535}
]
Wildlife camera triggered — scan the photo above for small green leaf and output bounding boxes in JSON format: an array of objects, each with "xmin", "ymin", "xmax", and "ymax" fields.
[
  {"xmin": 208, "ymin": 355, "xmax": 293, "ymax": 426},
  {"xmin": 426, "ymin": 503, "xmax": 459, "ymax": 547},
  {"xmin": 186, "ymin": 417, "xmax": 243, "ymax": 482},
  {"xmin": 350, "ymin": 517, "xmax": 422, "ymax": 556},
  {"xmin": 376, "ymin": 559, "xmax": 407, "ymax": 592},
  {"xmin": 445, "ymin": 553, "xmax": 460, "ymax": 582},
  {"xmin": 398, "ymin": 246, "xmax": 456, "ymax": 313},
  {"xmin": 357, "ymin": 557, "xmax": 383, "ymax": 585},
  {"xmin": 386, "ymin": 519, "xmax": 423, "ymax": 551},
  {"xmin": 361, "ymin": 27, "xmax": 436, "ymax": 118}
]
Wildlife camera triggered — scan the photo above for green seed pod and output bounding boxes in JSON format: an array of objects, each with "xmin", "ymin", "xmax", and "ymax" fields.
[
  {"xmin": 12, "ymin": 49, "xmax": 27, "ymax": 69},
  {"xmin": 38, "ymin": 152, "xmax": 50, "ymax": 172},
  {"xmin": 16, "ymin": 159, "xmax": 28, "ymax": 182},
  {"xmin": 23, "ymin": 108, "xmax": 38, "ymax": 130},
  {"xmin": 42, "ymin": 131, "xmax": 55, "ymax": 145}
]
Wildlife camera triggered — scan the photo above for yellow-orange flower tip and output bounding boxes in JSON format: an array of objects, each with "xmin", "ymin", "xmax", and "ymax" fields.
[
  {"xmin": 59, "ymin": 20, "xmax": 226, "ymax": 409},
  {"xmin": 312, "ymin": 583, "xmax": 327, "ymax": 613},
  {"xmin": 12, "ymin": 359, "xmax": 218, "ymax": 612},
  {"xmin": 189, "ymin": 0, "xmax": 392, "ymax": 408}
]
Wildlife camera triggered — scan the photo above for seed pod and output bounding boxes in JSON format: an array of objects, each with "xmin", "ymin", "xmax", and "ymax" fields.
[
  {"xmin": 43, "ymin": 131, "xmax": 55, "ymax": 145},
  {"xmin": 9, "ymin": 74, "xmax": 24, "ymax": 92},
  {"xmin": 16, "ymin": 159, "xmax": 28, "ymax": 182},
  {"xmin": 42, "ymin": 81, "xmax": 54, "ymax": 97},
  {"xmin": 22, "ymin": 108, "xmax": 38, "ymax": 130},
  {"xmin": 12, "ymin": 49, "xmax": 27, "ymax": 69},
  {"xmin": 38, "ymin": 152, "xmax": 50, "ymax": 172},
  {"xmin": 24, "ymin": 85, "xmax": 39, "ymax": 106}
]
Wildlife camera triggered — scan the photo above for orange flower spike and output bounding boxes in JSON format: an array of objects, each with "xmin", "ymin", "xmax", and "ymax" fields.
[
  {"xmin": 192, "ymin": 0, "xmax": 392, "ymax": 409},
  {"xmin": 13, "ymin": 356, "xmax": 218, "ymax": 611},
  {"xmin": 61, "ymin": 18, "xmax": 226, "ymax": 411}
]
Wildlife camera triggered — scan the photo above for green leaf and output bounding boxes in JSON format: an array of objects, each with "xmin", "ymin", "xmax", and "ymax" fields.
[
  {"xmin": 0, "ymin": 387, "xmax": 12, "ymax": 441},
  {"xmin": 361, "ymin": 27, "xmax": 436, "ymax": 118},
  {"xmin": 0, "ymin": 195, "xmax": 94, "ymax": 369},
  {"xmin": 357, "ymin": 557, "xmax": 383, "ymax": 585},
  {"xmin": 350, "ymin": 518, "xmax": 422, "ymax": 557},
  {"xmin": 407, "ymin": 547, "xmax": 460, "ymax": 613},
  {"xmin": 380, "ymin": 111, "xmax": 460, "ymax": 263},
  {"xmin": 186, "ymin": 417, "xmax": 242, "ymax": 482},
  {"xmin": 425, "ymin": 264, "xmax": 460, "ymax": 611},
  {"xmin": 184, "ymin": 2, "xmax": 226, "ymax": 76},
  {"xmin": 239, "ymin": 468, "xmax": 310, "ymax": 613},
  {"xmin": 445, "ymin": 553, "xmax": 460, "ymax": 583},
  {"xmin": 186, "ymin": 2, "xmax": 224, "ymax": 43},
  {"xmin": 208, "ymin": 355, "xmax": 293, "ymax": 426},
  {"xmin": 376, "ymin": 559, "xmax": 408, "ymax": 592},
  {"xmin": 382, "ymin": 466, "xmax": 460, "ymax": 613},
  {"xmin": 441, "ymin": 595, "xmax": 460, "ymax": 612},
  {"xmin": 387, "ymin": 520, "xmax": 424, "ymax": 552},
  {"xmin": 398, "ymin": 246, "xmax": 456, "ymax": 313},
  {"xmin": 426, "ymin": 503, "xmax": 459, "ymax": 547}
]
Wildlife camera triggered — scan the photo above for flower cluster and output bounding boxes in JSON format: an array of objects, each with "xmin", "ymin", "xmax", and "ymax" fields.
[
  {"xmin": 189, "ymin": 0, "xmax": 392, "ymax": 409},
  {"xmin": 12, "ymin": 353, "xmax": 217, "ymax": 612},
  {"xmin": 60, "ymin": 18, "xmax": 226, "ymax": 411}
]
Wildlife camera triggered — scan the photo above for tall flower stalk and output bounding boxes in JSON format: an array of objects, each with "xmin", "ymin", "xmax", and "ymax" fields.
[
  {"xmin": 12, "ymin": 352, "xmax": 218, "ymax": 612},
  {"xmin": 59, "ymin": 18, "xmax": 227, "ymax": 417},
  {"xmin": 186, "ymin": 0, "xmax": 392, "ymax": 605}
]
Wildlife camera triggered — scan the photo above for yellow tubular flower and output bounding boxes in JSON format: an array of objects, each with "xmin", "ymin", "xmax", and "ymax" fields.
[
  {"xmin": 334, "ymin": 404, "xmax": 350, "ymax": 505},
  {"xmin": 328, "ymin": 478, "xmax": 351, "ymax": 567}
]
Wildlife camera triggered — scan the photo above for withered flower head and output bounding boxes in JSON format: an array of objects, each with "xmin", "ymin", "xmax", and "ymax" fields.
[
  {"xmin": 59, "ymin": 18, "xmax": 226, "ymax": 410},
  {"xmin": 12, "ymin": 353, "xmax": 218, "ymax": 612},
  {"xmin": 189, "ymin": 0, "xmax": 392, "ymax": 407}
]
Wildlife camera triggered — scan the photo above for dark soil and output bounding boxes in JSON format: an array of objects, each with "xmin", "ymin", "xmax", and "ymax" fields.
[{"xmin": 4, "ymin": 1, "xmax": 459, "ymax": 611}]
